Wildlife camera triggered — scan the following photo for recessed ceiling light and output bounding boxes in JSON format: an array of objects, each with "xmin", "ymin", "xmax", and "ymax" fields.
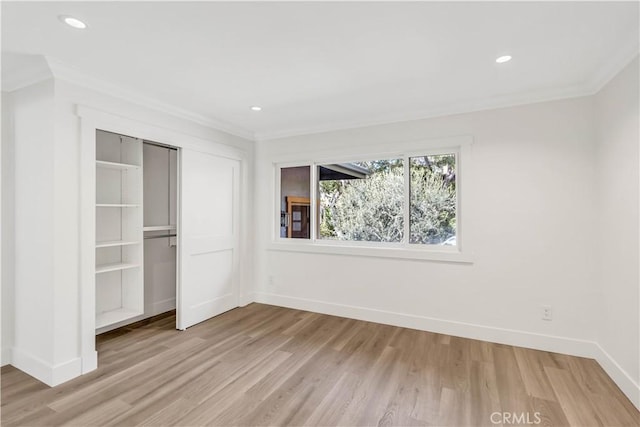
[
  {"xmin": 496, "ymin": 55, "xmax": 512, "ymax": 64},
  {"xmin": 250, "ymin": 106, "xmax": 262, "ymax": 112},
  {"xmin": 58, "ymin": 15, "xmax": 88, "ymax": 29}
]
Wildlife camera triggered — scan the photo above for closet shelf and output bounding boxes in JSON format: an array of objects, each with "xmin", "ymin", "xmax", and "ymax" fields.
[
  {"xmin": 96, "ymin": 203, "xmax": 141, "ymax": 208},
  {"xmin": 96, "ymin": 308, "xmax": 143, "ymax": 329},
  {"xmin": 96, "ymin": 240, "xmax": 140, "ymax": 248},
  {"xmin": 96, "ymin": 262, "xmax": 140, "ymax": 274},
  {"xmin": 96, "ymin": 160, "xmax": 141, "ymax": 170},
  {"xmin": 143, "ymin": 225, "xmax": 177, "ymax": 232}
]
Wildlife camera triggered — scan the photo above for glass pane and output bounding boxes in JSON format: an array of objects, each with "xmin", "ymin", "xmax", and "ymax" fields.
[
  {"xmin": 280, "ymin": 166, "xmax": 311, "ymax": 239},
  {"xmin": 409, "ymin": 154, "xmax": 457, "ymax": 245},
  {"xmin": 318, "ymin": 159, "xmax": 404, "ymax": 242}
]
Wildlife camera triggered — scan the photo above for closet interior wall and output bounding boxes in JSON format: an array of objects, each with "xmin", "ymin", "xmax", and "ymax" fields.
[{"xmin": 143, "ymin": 142, "xmax": 178, "ymax": 320}]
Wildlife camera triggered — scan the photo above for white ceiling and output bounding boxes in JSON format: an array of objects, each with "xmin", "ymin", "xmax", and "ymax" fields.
[{"xmin": 2, "ymin": 1, "xmax": 638, "ymax": 140}]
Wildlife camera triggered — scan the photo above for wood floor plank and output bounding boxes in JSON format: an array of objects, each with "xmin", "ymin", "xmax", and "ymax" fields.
[
  {"xmin": 409, "ymin": 332, "xmax": 442, "ymax": 424},
  {"xmin": 116, "ymin": 344, "xmax": 226, "ymax": 408},
  {"xmin": 513, "ymin": 347, "xmax": 558, "ymax": 401},
  {"xmin": 235, "ymin": 344, "xmax": 348, "ymax": 426},
  {"xmin": 303, "ymin": 371, "xmax": 362, "ymax": 426},
  {"xmin": 530, "ymin": 396, "xmax": 571, "ymax": 427},
  {"xmin": 1, "ymin": 303, "xmax": 637, "ymax": 427},
  {"xmin": 1, "ymin": 405, "xmax": 57, "ymax": 427},
  {"xmin": 468, "ymin": 338, "xmax": 494, "ymax": 363},
  {"xmin": 379, "ymin": 328, "xmax": 427, "ymax": 427},
  {"xmin": 136, "ymin": 397, "xmax": 197, "ymax": 426},
  {"xmin": 59, "ymin": 398, "xmax": 132, "ymax": 426},
  {"xmin": 47, "ymin": 337, "xmax": 207, "ymax": 413},
  {"xmin": 336, "ymin": 345, "xmax": 402, "ymax": 426},
  {"xmin": 586, "ymin": 392, "xmax": 640, "ymax": 427},
  {"xmin": 468, "ymin": 360, "xmax": 502, "ymax": 426},
  {"xmin": 544, "ymin": 366, "xmax": 604, "ymax": 427},
  {"xmin": 437, "ymin": 386, "xmax": 460, "ymax": 426},
  {"xmin": 168, "ymin": 350, "xmax": 292, "ymax": 426},
  {"xmin": 354, "ymin": 345, "xmax": 409, "ymax": 426},
  {"xmin": 328, "ymin": 318, "xmax": 364, "ymax": 351},
  {"xmin": 106, "ymin": 389, "xmax": 190, "ymax": 426},
  {"xmin": 493, "ymin": 345, "xmax": 535, "ymax": 415}
]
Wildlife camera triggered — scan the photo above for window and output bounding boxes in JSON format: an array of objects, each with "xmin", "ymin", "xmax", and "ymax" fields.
[
  {"xmin": 275, "ymin": 144, "xmax": 465, "ymax": 260},
  {"xmin": 318, "ymin": 159, "xmax": 404, "ymax": 242},
  {"xmin": 279, "ymin": 166, "xmax": 311, "ymax": 239},
  {"xmin": 409, "ymin": 154, "xmax": 457, "ymax": 245}
]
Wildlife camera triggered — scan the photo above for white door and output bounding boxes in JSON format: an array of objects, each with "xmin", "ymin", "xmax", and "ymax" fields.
[{"xmin": 178, "ymin": 149, "xmax": 240, "ymax": 330}]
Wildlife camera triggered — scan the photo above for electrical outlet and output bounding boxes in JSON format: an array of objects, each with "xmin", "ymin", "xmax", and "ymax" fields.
[
  {"xmin": 542, "ymin": 305, "xmax": 553, "ymax": 321},
  {"xmin": 268, "ymin": 275, "xmax": 275, "ymax": 290}
]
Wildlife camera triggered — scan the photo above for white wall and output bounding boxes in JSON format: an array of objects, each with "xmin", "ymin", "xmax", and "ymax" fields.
[
  {"xmin": 594, "ymin": 56, "xmax": 639, "ymax": 406},
  {"xmin": 256, "ymin": 96, "xmax": 600, "ymax": 355},
  {"xmin": 1, "ymin": 91, "xmax": 15, "ymax": 366},
  {"xmin": 3, "ymin": 65, "xmax": 254, "ymax": 385},
  {"xmin": 10, "ymin": 80, "xmax": 58, "ymax": 380},
  {"xmin": 52, "ymin": 81, "xmax": 81, "ymax": 370}
]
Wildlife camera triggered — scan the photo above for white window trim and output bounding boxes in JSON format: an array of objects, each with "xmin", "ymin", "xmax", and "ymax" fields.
[{"xmin": 269, "ymin": 136, "xmax": 473, "ymax": 263}]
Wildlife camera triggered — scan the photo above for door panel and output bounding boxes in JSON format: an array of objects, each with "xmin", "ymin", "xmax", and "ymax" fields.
[
  {"xmin": 290, "ymin": 205, "xmax": 310, "ymax": 238},
  {"xmin": 178, "ymin": 149, "xmax": 239, "ymax": 330}
]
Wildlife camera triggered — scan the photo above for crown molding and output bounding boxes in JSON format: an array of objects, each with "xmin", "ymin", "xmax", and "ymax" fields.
[
  {"xmin": 1, "ymin": 55, "xmax": 53, "ymax": 92},
  {"xmin": 587, "ymin": 38, "xmax": 639, "ymax": 95},
  {"xmin": 5, "ymin": 40, "xmax": 637, "ymax": 145},
  {"xmin": 255, "ymin": 43, "xmax": 640, "ymax": 142},
  {"xmin": 44, "ymin": 57, "xmax": 255, "ymax": 141},
  {"xmin": 254, "ymin": 82, "xmax": 594, "ymax": 141}
]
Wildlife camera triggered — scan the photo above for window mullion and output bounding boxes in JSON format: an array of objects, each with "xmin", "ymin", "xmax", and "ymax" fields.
[
  {"xmin": 403, "ymin": 155, "xmax": 410, "ymax": 245},
  {"xmin": 275, "ymin": 164, "xmax": 282, "ymax": 241},
  {"xmin": 310, "ymin": 163, "xmax": 318, "ymax": 242}
]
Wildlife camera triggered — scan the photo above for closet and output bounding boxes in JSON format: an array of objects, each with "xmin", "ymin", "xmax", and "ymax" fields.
[
  {"xmin": 142, "ymin": 142, "xmax": 178, "ymax": 320},
  {"xmin": 95, "ymin": 130, "xmax": 177, "ymax": 333}
]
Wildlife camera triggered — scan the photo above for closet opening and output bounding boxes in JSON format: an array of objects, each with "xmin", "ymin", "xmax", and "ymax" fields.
[
  {"xmin": 142, "ymin": 140, "xmax": 178, "ymax": 327},
  {"xmin": 95, "ymin": 129, "xmax": 179, "ymax": 335}
]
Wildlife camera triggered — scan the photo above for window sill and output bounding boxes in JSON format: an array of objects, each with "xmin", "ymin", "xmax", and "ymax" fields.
[{"xmin": 267, "ymin": 240, "xmax": 474, "ymax": 263}]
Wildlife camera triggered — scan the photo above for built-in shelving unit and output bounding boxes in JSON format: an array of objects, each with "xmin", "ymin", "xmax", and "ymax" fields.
[
  {"xmin": 95, "ymin": 308, "xmax": 143, "ymax": 330},
  {"xmin": 95, "ymin": 130, "xmax": 144, "ymax": 329},
  {"xmin": 96, "ymin": 240, "xmax": 140, "ymax": 248},
  {"xmin": 95, "ymin": 262, "xmax": 141, "ymax": 274},
  {"xmin": 143, "ymin": 225, "xmax": 176, "ymax": 232},
  {"xmin": 96, "ymin": 203, "xmax": 141, "ymax": 208},
  {"xmin": 96, "ymin": 160, "xmax": 141, "ymax": 170}
]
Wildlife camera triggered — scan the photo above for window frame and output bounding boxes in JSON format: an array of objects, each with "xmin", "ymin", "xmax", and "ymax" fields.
[
  {"xmin": 405, "ymin": 150, "xmax": 459, "ymax": 247},
  {"xmin": 271, "ymin": 137, "xmax": 473, "ymax": 263}
]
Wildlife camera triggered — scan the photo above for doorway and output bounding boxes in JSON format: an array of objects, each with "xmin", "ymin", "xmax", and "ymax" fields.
[
  {"xmin": 142, "ymin": 141, "xmax": 178, "ymax": 323},
  {"xmin": 286, "ymin": 196, "xmax": 310, "ymax": 239}
]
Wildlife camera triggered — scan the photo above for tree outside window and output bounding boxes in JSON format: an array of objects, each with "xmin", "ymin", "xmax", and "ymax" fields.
[{"xmin": 317, "ymin": 154, "xmax": 456, "ymax": 245}]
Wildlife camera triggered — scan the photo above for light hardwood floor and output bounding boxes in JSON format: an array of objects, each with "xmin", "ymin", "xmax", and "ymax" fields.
[{"xmin": 1, "ymin": 303, "xmax": 638, "ymax": 426}]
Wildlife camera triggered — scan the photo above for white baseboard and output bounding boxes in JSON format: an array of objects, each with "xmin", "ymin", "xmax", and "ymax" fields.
[
  {"xmin": 239, "ymin": 292, "xmax": 256, "ymax": 307},
  {"xmin": 255, "ymin": 292, "xmax": 596, "ymax": 357},
  {"xmin": 594, "ymin": 344, "xmax": 640, "ymax": 410},
  {"xmin": 51, "ymin": 357, "xmax": 83, "ymax": 386},
  {"xmin": 11, "ymin": 347, "xmax": 82, "ymax": 387},
  {"xmin": 150, "ymin": 298, "xmax": 176, "ymax": 316},
  {"xmin": 254, "ymin": 292, "xmax": 639, "ymax": 410},
  {"xmin": 1, "ymin": 347, "xmax": 12, "ymax": 366},
  {"xmin": 82, "ymin": 349, "xmax": 98, "ymax": 374}
]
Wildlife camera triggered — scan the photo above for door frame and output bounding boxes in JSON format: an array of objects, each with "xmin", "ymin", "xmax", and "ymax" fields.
[
  {"xmin": 286, "ymin": 196, "xmax": 310, "ymax": 238},
  {"xmin": 78, "ymin": 105, "xmax": 248, "ymax": 375}
]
